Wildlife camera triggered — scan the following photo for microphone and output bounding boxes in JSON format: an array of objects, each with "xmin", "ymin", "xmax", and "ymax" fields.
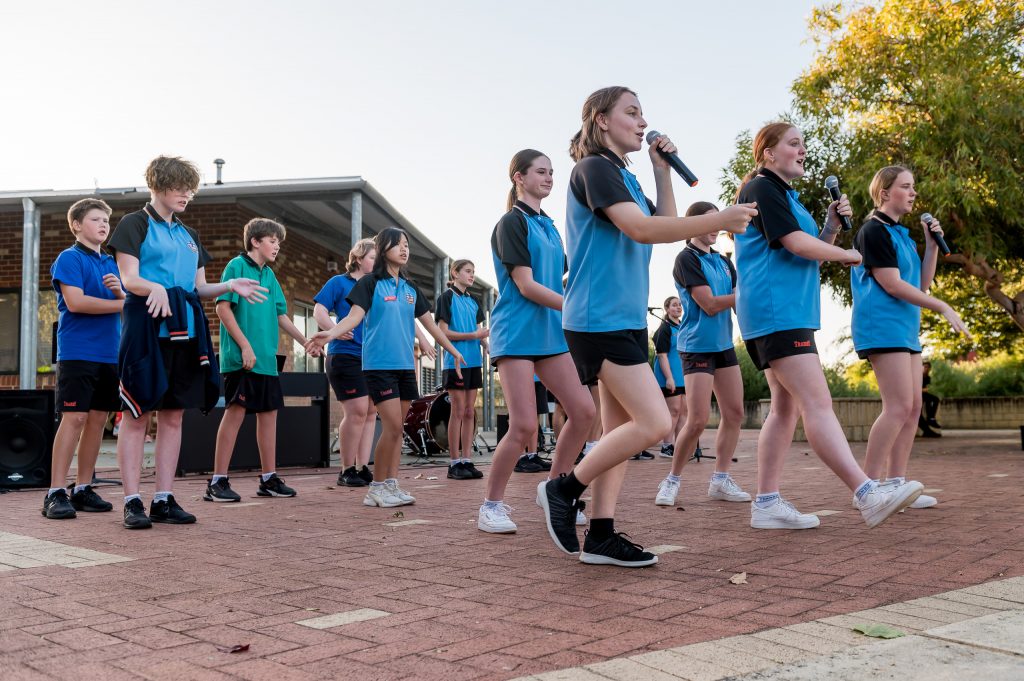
[
  {"xmin": 920, "ymin": 213, "xmax": 951, "ymax": 256},
  {"xmin": 824, "ymin": 176, "xmax": 853, "ymax": 231},
  {"xmin": 647, "ymin": 306, "xmax": 659, "ymax": 313},
  {"xmin": 645, "ymin": 130, "xmax": 698, "ymax": 187}
]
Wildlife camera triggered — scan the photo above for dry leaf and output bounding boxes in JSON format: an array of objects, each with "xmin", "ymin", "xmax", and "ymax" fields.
[
  {"xmin": 414, "ymin": 473, "xmax": 423, "ymax": 480},
  {"xmin": 729, "ymin": 572, "xmax": 748, "ymax": 585},
  {"xmin": 217, "ymin": 644, "xmax": 250, "ymax": 654},
  {"xmin": 426, "ymin": 476, "xmax": 439, "ymax": 480},
  {"xmin": 853, "ymin": 623, "xmax": 904, "ymax": 639},
  {"xmin": 392, "ymin": 511, "xmax": 405, "ymax": 518}
]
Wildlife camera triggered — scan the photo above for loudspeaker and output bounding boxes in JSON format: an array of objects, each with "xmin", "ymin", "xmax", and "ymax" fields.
[
  {"xmin": 497, "ymin": 413, "xmax": 509, "ymax": 443},
  {"xmin": 0, "ymin": 390, "xmax": 55, "ymax": 489}
]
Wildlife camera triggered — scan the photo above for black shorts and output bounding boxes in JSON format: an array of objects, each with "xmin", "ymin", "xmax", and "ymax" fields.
[
  {"xmin": 444, "ymin": 366, "xmax": 483, "ymax": 391},
  {"xmin": 223, "ymin": 370, "xmax": 284, "ymax": 413},
  {"xmin": 682, "ymin": 348, "xmax": 740, "ymax": 375},
  {"xmin": 660, "ymin": 386, "xmax": 685, "ymax": 397},
  {"xmin": 564, "ymin": 329, "xmax": 649, "ymax": 386},
  {"xmin": 327, "ymin": 353, "xmax": 369, "ymax": 401},
  {"xmin": 364, "ymin": 369, "xmax": 419, "ymax": 404},
  {"xmin": 492, "ymin": 351, "xmax": 566, "ymax": 367},
  {"xmin": 857, "ymin": 347, "xmax": 921, "ymax": 361},
  {"xmin": 534, "ymin": 381, "xmax": 550, "ymax": 415},
  {"xmin": 745, "ymin": 329, "xmax": 817, "ymax": 371},
  {"xmin": 146, "ymin": 339, "xmax": 206, "ymax": 410},
  {"xmin": 56, "ymin": 360, "xmax": 120, "ymax": 413}
]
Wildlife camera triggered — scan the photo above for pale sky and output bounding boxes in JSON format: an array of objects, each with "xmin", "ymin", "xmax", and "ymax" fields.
[{"xmin": 0, "ymin": 0, "xmax": 853, "ymax": 362}]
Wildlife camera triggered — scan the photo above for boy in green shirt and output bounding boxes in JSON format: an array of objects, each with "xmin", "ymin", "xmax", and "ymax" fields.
[{"xmin": 206, "ymin": 218, "xmax": 316, "ymax": 501}]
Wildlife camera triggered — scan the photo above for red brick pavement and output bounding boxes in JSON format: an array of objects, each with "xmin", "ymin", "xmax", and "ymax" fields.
[{"xmin": 2, "ymin": 429, "xmax": 1022, "ymax": 680}]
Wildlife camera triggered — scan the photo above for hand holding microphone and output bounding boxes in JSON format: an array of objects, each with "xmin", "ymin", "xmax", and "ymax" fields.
[
  {"xmin": 646, "ymin": 130, "xmax": 698, "ymax": 187},
  {"xmin": 824, "ymin": 176, "xmax": 853, "ymax": 231},
  {"xmin": 920, "ymin": 213, "xmax": 951, "ymax": 256}
]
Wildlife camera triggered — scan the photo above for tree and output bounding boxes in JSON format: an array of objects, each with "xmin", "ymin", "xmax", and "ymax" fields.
[{"xmin": 722, "ymin": 0, "xmax": 1024, "ymax": 341}]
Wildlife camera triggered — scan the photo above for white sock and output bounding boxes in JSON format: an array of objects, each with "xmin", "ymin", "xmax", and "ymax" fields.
[
  {"xmin": 48, "ymin": 487, "xmax": 64, "ymax": 497},
  {"xmin": 583, "ymin": 440, "xmax": 598, "ymax": 454},
  {"xmin": 211, "ymin": 474, "xmax": 227, "ymax": 483},
  {"xmin": 74, "ymin": 484, "xmax": 89, "ymax": 494},
  {"xmin": 261, "ymin": 472, "xmax": 275, "ymax": 482},
  {"xmin": 124, "ymin": 493, "xmax": 142, "ymax": 503},
  {"xmin": 153, "ymin": 491, "xmax": 170, "ymax": 503},
  {"xmin": 524, "ymin": 451, "xmax": 536, "ymax": 459}
]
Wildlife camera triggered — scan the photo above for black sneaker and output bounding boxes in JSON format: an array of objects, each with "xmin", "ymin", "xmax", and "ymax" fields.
[
  {"xmin": 447, "ymin": 462, "xmax": 474, "ymax": 480},
  {"xmin": 258, "ymin": 474, "xmax": 297, "ymax": 497},
  {"xmin": 580, "ymin": 530, "xmax": 658, "ymax": 567},
  {"xmin": 631, "ymin": 451, "xmax": 655, "ymax": 461},
  {"xmin": 67, "ymin": 484, "xmax": 113, "ymax": 512},
  {"xmin": 536, "ymin": 477, "xmax": 581, "ymax": 554},
  {"xmin": 149, "ymin": 495, "xmax": 196, "ymax": 524},
  {"xmin": 42, "ymin": 489, "xmax": 77, "ymax": 519},
  {"xmin": 928, "ymin": 418, "xmax": 942, "ymax": 429},
  {"xmin": 575, "ymin": 449, "xmax": 586, "ymax": 465},
  {"xmin": 123, "ymin": 497, "xmax": 152, "ymax": 529},
  {"xmin": 531, "ymin": 455, "xmax": 552, "ymax": 471},
  {"xmin": 357, "ymin": 465, "xmax": 374, "ymax": 484},
  {"xmin": 659, "ymin": 444, "xmax": 674, "ymax": 459},
  {"xmin": 338, "ymin": 466, "xmax": 368, "ymax": 487},
  {"xmin": 465, "ymin": 461, "xmax": 485, "ymax": 479},
  {"xmin": 514, "ymin": 455, "xmax": 545, "ymax": 473},
  {"xmin": 204, "ymin": 477, "xmax": 241, "ymax": 502}
]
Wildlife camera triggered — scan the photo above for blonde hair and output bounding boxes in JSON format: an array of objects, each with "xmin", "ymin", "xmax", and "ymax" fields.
[
  {"xmin": 569, "ymin": 86, "xmax": 637, "ymax": 162},
  {"xmin": 869, "ymin": 165, "xmax": 912, "ymax": 208},
  {"xmin": 66, "ymin": 198, "xmax": 111, "ymax": 235},
  {"xmin": 735, "ymin": 122, "xmax": 798, "ymax": 200},
  {"xmin": 346, "ymin": 238, "xmax": 375, "ymax": 274}
]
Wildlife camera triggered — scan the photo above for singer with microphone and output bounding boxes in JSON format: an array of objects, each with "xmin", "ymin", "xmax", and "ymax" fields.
[
  {"xmin": 851, "ymin": 165, "xmax": 969, "ymax": 510},
  {"xmin": 734, "ymin": 122, "xmax": 923, "ymax": 531}
]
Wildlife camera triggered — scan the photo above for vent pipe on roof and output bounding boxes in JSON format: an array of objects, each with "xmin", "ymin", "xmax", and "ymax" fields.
[{"xmin": 214, "ymin": 158, "xmax": 225, "ymax": 185}]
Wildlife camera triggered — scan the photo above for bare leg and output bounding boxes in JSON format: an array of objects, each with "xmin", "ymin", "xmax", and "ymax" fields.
[
  {"xmin": 371, "ymin": 399, "xmax": 409, "ymax": 482},
  {"xmin": 887, "ymin": 353, "xmax": 924, "ymax": 480},
  {"xmin": 213, "ymin": 404, "xmax": 247, "ymax": 475},
  {"xmin": 756, "ymin": 369, "xmax": 799, "ymax": 495},
  {"xmin": 711, "ymin": 366, "xmax": 745, "ymax": 474},
  {"xmin": 536, "ymin": 354, "xmax": 594, "ymax": 478},
  {"xmin": 356, "ymin": 400, "xmax": 376, "ymax": 467},
  {"xmin": 255, "ymin": 410, "xmax": 278, "ymax": 475},
  {"xmin": 51, "ymin": 412, "xmax": 87, "ymax": 488},
  {"xmin": 153, "ymin": 409, "xmax": 183, "ymax": 492},
  {"xmin": 460, "ymin": 388, "xmax": 478, "ymax": 458},
  {"xmin": 863, "ymin": 352, "xmax": 916, "ymax": 480},
  {"xmin": 117, "ymin": 411, "xmax": 149, "ymax": 497},
  {"xmin": 485, "ymin": 360, "xmax": 538, "ymax": 502},
  {"xmin": 670, "ymin": 373, "xmax": 714, "ymax": 477},
  {"xmin": 662, "ymin": 394, "xmax": 681, "ymax": 445},
  {"xmin": 447, "ymin": 389, "xmax": 467, "ymax": 460},
  {"xmin": 340, "ymin": 396, "xmax": 371, "ymax": 469},
  {"xmin": 75, "ymin": 410, "xmax": 109, "ymax": 485}
]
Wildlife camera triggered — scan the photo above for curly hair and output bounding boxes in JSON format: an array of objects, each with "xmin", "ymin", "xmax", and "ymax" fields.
[{"xmin": 144, "ymin": 155, "xmax": 201, "ymax": 193}]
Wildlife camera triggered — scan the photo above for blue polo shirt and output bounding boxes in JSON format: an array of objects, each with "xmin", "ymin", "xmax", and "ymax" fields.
[
  {"xmin": 734, "ymin": 169, "xmax": 821, "ymax": 340},
  {"xmin": 50, "ymin": 242, "xmax": 122, "ymax": 363},
  {"xmin": 313, "ymin": 273, "xmax": 365, "ymax": 357},
  {"xmin": 851, "ymin": 211, "xmax": 923, "ymax": 353},
  {"xmin": 108, "ymin": 204, "xmax": 211, "ymax": 339},
  {"xmin": 651, "ymin": 319, "xmax": 684, "ymax": 387},
  {"xmin": 674, "ymin": 244, "xmax": 737, "ymax": 353},
  {"xmin": 346, "ymin": 271, "xmax": 430, "ymax": 371},
  {"xmin": 564, "ymin": 149, "xmax": 655, "ymax": 332},
  {"xmin": 489, "ymin": 201, "xmax": 569, "ymax": 359},
  {"xmin": 435, "ymin": 286, "xmax": 485, "ymax": 369}
]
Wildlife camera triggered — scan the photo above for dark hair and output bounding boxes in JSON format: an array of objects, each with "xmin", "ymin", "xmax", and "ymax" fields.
[
  {"xmin": 569, "ymin": 86, "xmax": 638, "ymax": 162},
  {"xmin": 662, "ymin": 296, "xmax": 679, "ymax": 312},
  {"xmin": 66, "ymin": 198, "xmax": 112, "ymax": 234},
  {"xmin": 685, "ymin": 201, "xmax": 719, "ymax": 217},
  {"xmin": 243, "ymin": 218, "xmax": 286, "ymax": 251},
  {"xmin": 145, "ymin": 155, "xmax": 201, "ymax": 193},
  {"xmin": 735, "ymin": 122, "xmax": 798, "ymax": 201},
  {"xmin": 372, "ymin": 227, "xmax": 410, "ymax": 277},
  {"xmin": 508, "ymin": 150, "xmax": 549, "ymax": 211}
]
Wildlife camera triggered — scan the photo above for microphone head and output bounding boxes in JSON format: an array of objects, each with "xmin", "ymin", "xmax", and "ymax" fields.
[
  {"xmin": 921, "ymin": 212, "xmax": 934, "ymax": 224},
  {"xmin": 824, "ymin": 175, "xmax": 840, "ymax": 190},
  {"xmin": 645, "ymin": 130, "xmax": 662, "ymax": 145}
]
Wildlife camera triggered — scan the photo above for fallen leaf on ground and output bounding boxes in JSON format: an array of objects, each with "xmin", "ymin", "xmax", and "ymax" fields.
[
  {"xmin": 729, "ymin": 572, "xmax": 748, "ymax": 585},
  {"xmin": 853, "ymin": 624, "xmax": 905, "ymax": 639},
  {"xmin": 217, "ymin": 644, "xmax": 250, "ymax": 654},
  {"xmin": 414, "ymin": 473, "xmax": 423, "ymax": 480},
  {"xmin": 426, "ymin": 476, "xmax": 438, "ymax": 480},
  {"xmin": 392, "ymin": 511, "xmax": 405, "ymax": 518}
]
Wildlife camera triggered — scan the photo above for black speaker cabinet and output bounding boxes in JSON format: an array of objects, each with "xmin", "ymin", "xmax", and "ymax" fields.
[
  {"xmin": 178, "ymin": 373, "xmax": 330, "ymax": 476},
  {"xmin": 497, "ymin": 413, "xmax": 509, "ymax": 443},
  {"xmin": 0, "ymin": 390, "xmax": 56, "ymax": 489}
]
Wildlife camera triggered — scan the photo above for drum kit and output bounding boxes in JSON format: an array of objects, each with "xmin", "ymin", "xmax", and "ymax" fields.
[{"xmin": 402, "ymin": 386, "xmax": 494, "ymax": 458}]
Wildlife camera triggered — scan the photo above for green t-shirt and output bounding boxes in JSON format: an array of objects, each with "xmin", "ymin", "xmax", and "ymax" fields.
[{"xmin": 217, "ymin": 253, "xmax": 287, "ymax": 375}]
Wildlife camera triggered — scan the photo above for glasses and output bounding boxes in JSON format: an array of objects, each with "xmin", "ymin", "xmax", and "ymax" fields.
[{"xmin": 169, "ymin": 188, "xmax": 196, "ymax": 199}]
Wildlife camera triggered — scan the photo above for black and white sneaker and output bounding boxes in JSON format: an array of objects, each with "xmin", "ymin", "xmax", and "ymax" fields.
[
  {"xmin": 150, "ymin": 495, "xmax": 196, "ymax": 524},
  {"xmin": 258, "ymin": 474, "xmax": 297, "ymax": 497},
  {"xmin": 536, "ymin": 477, "xmax": 582, "ymax": 554},
  {"xmin": 447, "ymin": 462, "xmax": 474, "ymax": 480},
  {"xmin": 580, "ymin": 530, "xmax": 659, "ymax": 567},
  {"xmin": 514, "ymin": 455, "xmax": 545, "ymax": 473},
  {"xmin": 631, "ymin": 451, "xmax": 655, "ymax": 461},
  {"xmin": 204, "ymin": 477, "xmax": 241, "ymax": 502},
  {"xmin": 67, "ymin": 484, "xmax": 114, "ymax": 512},
  {"xmin": 659, "ymin": 444, "xmax": 674, "ymax": 459},
  {"xmin": 338, "ymin": 466, "xmax": 367, "ymax": 487},
  {"xmin": 465, "ymin": 461, "xmax": 485, "ymax": 479},
  {"xmin": 530, "ymin": 455, "xmax": 552, "ymax": 471},
  {"xmin": 123, "ymin": 497, "xmax": 152, "ymax": 529},
  {"xmin": 42, "ymin": 489, "xmax": 77, "ymax": 519}
]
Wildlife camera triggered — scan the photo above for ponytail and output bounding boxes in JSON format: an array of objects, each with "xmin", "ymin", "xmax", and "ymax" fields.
[
  {"xmin": 507, "ymin": 149, "xmax": 549, "ymax": 211},
  {"xmin": 569, "ymin": 86, "xmax": 637, "ymax": 162},
  {"xmin": 735, "ymin": 121, "xmax": 798, "ymax": 201}
]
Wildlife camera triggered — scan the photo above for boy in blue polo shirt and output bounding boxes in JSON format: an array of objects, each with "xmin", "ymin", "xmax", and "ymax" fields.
[
  {"xmin": 43, "ymin": 198, "xmax": 123, "ymax": 520},
  {"xmin": 108, "ymin": 156, "xmax": 267, "ymax": 530},
  {"xmin": 205, "ymin": 218, "xmax": 313, "ymax": 502}
]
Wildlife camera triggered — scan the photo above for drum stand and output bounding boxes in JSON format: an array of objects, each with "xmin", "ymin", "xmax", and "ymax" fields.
[{"xmin": 472, "ymin": 433, "xmax": 494, "ymax": 454}]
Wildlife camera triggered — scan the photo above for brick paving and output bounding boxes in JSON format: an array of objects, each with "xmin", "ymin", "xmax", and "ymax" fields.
[{"xmin": 2, "ymin": 429, "xmax": 1022, "ymax": 680}]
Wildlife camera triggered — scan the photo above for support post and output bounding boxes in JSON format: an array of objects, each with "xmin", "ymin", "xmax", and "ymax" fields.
[
  {"xmin": 19, "ymin": 198, "xmax": 40, "ymax": 390},
  {"xmin": 350, "ymin": 191, "xmax": 362, "ymax": 247}
]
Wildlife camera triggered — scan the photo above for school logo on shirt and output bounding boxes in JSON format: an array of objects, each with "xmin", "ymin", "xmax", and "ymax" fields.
[
  {"xmin": 405, "ymin": 293, "xmax": 415, "ymax": 304},
  {"xmin": 186, "ymin": 240, "xmax": 198, "ymax": 253}
]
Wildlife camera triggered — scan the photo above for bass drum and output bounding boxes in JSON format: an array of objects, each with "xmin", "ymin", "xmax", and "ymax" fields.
[{"xmin": 403, "ymin": 391, "xmax": 451, "ymax": 454}]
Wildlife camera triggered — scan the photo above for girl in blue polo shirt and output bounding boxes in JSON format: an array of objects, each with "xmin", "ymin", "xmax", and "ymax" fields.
[
  {"xmin": 655, "ymin": 201, "xmax": 751, "ymax": 508},
  {"xmin": 852, "ymin": 166, "xmax": 968, "ymax": 510},
  {"xmin": 480, "ymin": 149, "xmax": 596, "ymax": 536},
  {"xmin": 435, "ymin": 259, "xmax": 488, "ymax": 481},
  {"xmin": 536, "ymin": 86, "xmax": 757, "ymax": 568},
  {"xmin": 651, "ymin": 296, "xmax": 686, "ymax": 458},
  {"xmin": 734, "ymin": 122, "xmax": 923, "ymax": 531},
  {"xmin": 307, "ymin": 228, "xmax": 464, "ymax": 509}
]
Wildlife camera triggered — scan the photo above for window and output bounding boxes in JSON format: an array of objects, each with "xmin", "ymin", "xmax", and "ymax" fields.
[
  {"xmin": 0, "ymin": 289, "xmax": 57, "ymax": 375},
  {"xmin": 0, "ymin": 291, "xmax": 18, "ymax": 373},
  {"xmin": 291, "ymin": 301, "xmax": 324, "ymax": 373},
  {"xmin": 38, "ymin": 290, "xmax": 57, "ymax": 373}
]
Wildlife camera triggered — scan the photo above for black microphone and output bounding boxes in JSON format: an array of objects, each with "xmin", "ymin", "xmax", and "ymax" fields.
[
  {"xmin": 920, "ymin": 213, "xmax": 951, "ymax": 256},
  {"xmin": 824, "ymin": 176, "xmax": 853, "ymax": 232},
  {"xmin": 645, "ymin": 130, "xmax": 698, "ymax": 187},
  {"xmin": 647, "ymin": 306, "xmax": 659, "ymax": 312}
]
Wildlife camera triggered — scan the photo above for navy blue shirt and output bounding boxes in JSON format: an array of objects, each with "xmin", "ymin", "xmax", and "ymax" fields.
[
  {"xmin": 50, "ymin": 242, "xmax": 122, "ymax": 363},
  {"xmin": 652, "ymin": 319, "xmax": 684, "ymax": 387},
  {"xmin": 734, "ymin": 169, "xmax": 821, "ymax": 339},
  {"xmin": 313, "ymin": 274, "xmax": 365, "ymax": 357},
  {"xmin": 851, "ymin": 211, "xmax": 922, "ymax": 352},
  {"xmin": 108, "ymin": 204, "xmax": 211, "ymax": 339},
  {"xmin": 674, "ymin": 244, "xmax": 737, "ymax": 353},
  {"xmin": 564, "ymin": 149, "xmax": 656, "ymax": 332},
  {"xmin": 346, "ymin": 271, "xmax": 430, "ymax": 371},
  {"xmin": 489, "ymin": 201, "xmax": 569, "ymax": 359},
  {"xmin": 435, "ymin": 286, "xmax": 485, "ymax": 369}
]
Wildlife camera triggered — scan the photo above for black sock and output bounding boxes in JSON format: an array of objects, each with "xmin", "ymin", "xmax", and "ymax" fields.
[
  {"xmin": 589, "ymin": 517, "xmax": 614, "ymax": 541},
  {"xmin": 556, "ymin": 472, "xmax": 587, "ymax": 500}
]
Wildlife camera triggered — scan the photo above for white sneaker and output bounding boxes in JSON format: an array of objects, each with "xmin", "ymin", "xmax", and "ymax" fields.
[
  {"xmin": 909, "ymin": 494, "xmax": 937, "ymax": 509},
  {"xmin": 708, "ymin": 476, "xmax": 752, "ymax": 502},
  {"xmin": 856, "ymin": 480, "xmax": 923, "ymax": 528},
  {"xmin": 385, "ymin": 480, "xmax": 415, "ymax": 505},
  {"xmin": 478, "ymin": 503, "xmax": 517, "ymax": 533},
  {"xmin": 363, "ymin": 485, "xmax": 404, "ymax": 508},
  {"xmin": 750, "ymin": 498, "xmax": 820, "ymax": 529},
  {"xmin": 576, "ymin": 510, "xmax": 587, "ymax": 526},
  {"xmin": 655, "ymin": 478, "xmax": 680, "ymax": 506}
]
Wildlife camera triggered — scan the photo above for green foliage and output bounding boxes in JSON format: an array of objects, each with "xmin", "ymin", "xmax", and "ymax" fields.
[
  {"xmin": 735, "ymin": 342, "xmax": 769, "ymax": 401},
  {"xmin": 826, "ymin": 361, "xmax": 879, "ymax": 397},
  {"xmin": 929, "ymin": 353, "xmax": 1024, "ymax": 397}
]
